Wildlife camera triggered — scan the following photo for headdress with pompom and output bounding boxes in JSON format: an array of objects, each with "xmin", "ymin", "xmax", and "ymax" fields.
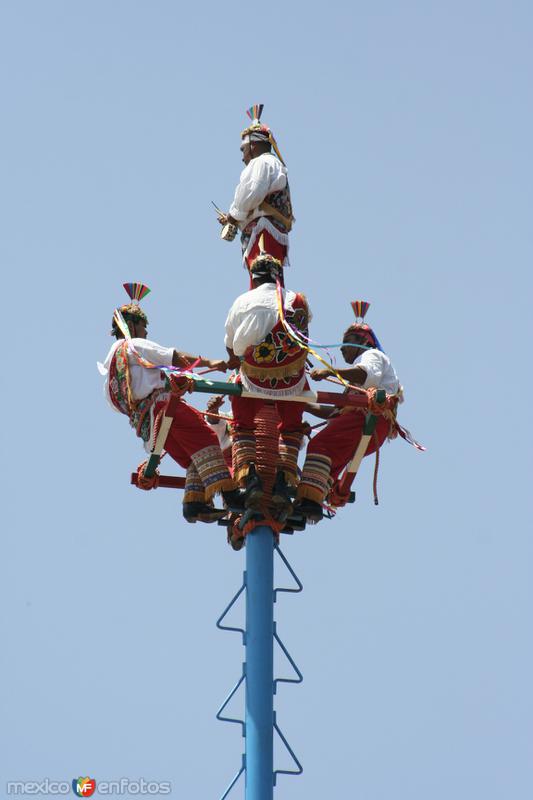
[
  {"xmin": 111, "ymin": 283, "xmax": 151, "ymax": 338},
  {"xmin": 241, "ymin": 104, "xmax": 285, "ymax": 165}
]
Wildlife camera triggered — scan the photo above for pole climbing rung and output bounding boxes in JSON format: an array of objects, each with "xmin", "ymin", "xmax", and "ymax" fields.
[
  {"xmin": 273, "ymin": 716, "xmax": 303, "ymax": 784},
  {"xmin": 215, "ymin": 544, "xmax": 304, "ymax": 798}
]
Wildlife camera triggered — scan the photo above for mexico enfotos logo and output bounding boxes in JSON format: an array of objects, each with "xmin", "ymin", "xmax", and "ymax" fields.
[{"xmin": 6, "ymin": 776, "xmax": 172, "ymax": 795}]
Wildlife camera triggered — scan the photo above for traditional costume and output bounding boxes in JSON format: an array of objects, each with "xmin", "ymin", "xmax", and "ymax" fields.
[
  {"xmin": 297, "ymin": 303, "xmax": 401, "ymax": 507},
  {"xmin": 228, "ymin": 105, "xmax": 294, "ymax": 279},
  {"xmin": 224, "ymin": 255, "xmax": 310, "ymax": 487},
  {"xmin": 99, "ymin": 284, "xmax": 237, "ymax": 509}
]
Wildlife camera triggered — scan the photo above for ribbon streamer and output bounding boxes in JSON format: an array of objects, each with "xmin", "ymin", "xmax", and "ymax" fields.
[
  {"xmin": 113, "ymin": 309, "xmax": 202, "ymax": 374},
  {"xmin": 275, "ymin": 282, "xmax": 350, "ymax": 387}
]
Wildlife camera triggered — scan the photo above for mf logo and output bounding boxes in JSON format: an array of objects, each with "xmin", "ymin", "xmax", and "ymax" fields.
[{"xmin": 72, "ymin": 777, "xmax": 96, "ymax": 797}]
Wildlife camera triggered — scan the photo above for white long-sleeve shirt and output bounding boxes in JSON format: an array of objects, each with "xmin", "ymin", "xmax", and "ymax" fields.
[
  {"xmin": 99, "ymin": 338, "xmax": 174, "ymax": 412},
  {"xmin": 224, "ymin": 282, "xmax": 298, "ymax": 357},
  {"xmin": 229, "ymin": 153, "xmax": 288, "ymax": 226},
  {"xmin": 354, "ymin": 349, "xmax": 400, "ymax": 395}
]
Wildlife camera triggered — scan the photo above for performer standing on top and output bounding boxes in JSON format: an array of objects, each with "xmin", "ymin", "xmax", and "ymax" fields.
[
  {"xmin": 99, "ymin": 284, "xmax": 243, "ymax": 523},
  {"xmin": 224, "ymin": 250, "xmax": 310, "ymax": 517},
  {"xmin": 296, "ymin": 303, "xmax": 402, "ymax": 522},
  {"xmin": 217, "ymin": 105, "xmax": 294, "ymax": 283}
]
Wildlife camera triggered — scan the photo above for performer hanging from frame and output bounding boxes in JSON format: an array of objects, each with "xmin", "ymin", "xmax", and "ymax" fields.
[
  {"xmin": 296, "ymin": 302, "xmax": 402, "ymax": 522},
  {"xmin": 98, "ymin": 284, "xmax": 244, "ymax": 523}
]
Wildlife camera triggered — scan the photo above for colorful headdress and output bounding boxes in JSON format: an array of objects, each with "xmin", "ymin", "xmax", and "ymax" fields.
[
  {"xmin": 111, "ymin": 283, "xmax": 151, "ymax": 337},
  {"xmin": 344, "ymin": 300, "xmax": 383, "ymax": 351},
  {"xmin": 241, "ymin": 104, "xmax": 285, "ymax": 165},
  {"xmin": 351, "ymin": 300, "xmax": 370, "ymax": 320},
  {"xmin": 123, "ymin": 282, "xmax": 150, "ymax": 303}
]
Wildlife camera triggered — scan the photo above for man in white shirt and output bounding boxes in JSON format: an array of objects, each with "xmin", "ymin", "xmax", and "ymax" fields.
[
  {"xmin": 295, "ymin": 318, "xmax": 401, "ymax": 522},
  {"xmin": 217, "ymin": 106, "xmax": 293, "ymax": 283},
  {"xmin": 224, "ymin": 254, "xmax": 310, "ymax": 517},
  {"xmin": 100, "ymin": 301, "xmax": 243, "ymax": 522}
]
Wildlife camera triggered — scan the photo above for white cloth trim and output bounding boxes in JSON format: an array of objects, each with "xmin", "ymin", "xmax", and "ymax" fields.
[
  {"xmin": 241, "ymin": 132, "xmax": 270, "ymax": 144},
  {"xmin": 208, "ymin": 418, "xmax": 232, "ymax": 452},
  {"xmin": 241, "ymin": 217, "xmax": 290, "ymax": 268},
  {"xmin": 145, "ymin": 392, "xmax": 171, "ymax": 452},
  {"xmin": 240, "ymin": 370, "xmax": 307, "ymax": 398}
]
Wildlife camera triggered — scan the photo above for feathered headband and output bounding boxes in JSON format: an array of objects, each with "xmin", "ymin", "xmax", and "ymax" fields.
[
  {"xmin": 123, "ymin": 282, "xmax": 150, "ymax": 303},
  {"xmin": 344, "ymin": 300, "xmax": 383, "ymax": 351},
  {"xmin": 111, "ymin": 283, "xmax": 151, "ymax": 338},
  {"xmin": 241, "ymin": 104, "xmax": 285, "ymax": 165}
]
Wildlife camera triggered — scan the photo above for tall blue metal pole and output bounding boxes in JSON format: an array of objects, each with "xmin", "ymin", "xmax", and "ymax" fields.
[{"xmin": 245, "ymin": 526, "xmax": 274, "ymax": 800}]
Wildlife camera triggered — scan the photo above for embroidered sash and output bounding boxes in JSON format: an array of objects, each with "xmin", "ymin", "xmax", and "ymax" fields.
[
  {"xmin": 241, "ymin": 294, "xmax": 308, "ymax": 390},
  {"xmin": 108, "ymin": 341, "xmax": 168, "ymax": 442}
]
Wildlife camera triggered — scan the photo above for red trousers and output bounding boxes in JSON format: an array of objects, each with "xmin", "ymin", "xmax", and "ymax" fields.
[
  {"xmin": 230, "ymin": 380, "xmax": 307, "ymax": 485},
  {"xmin": 306, "ymin": 411, "xmax": 389, "ymax": 482},
  {"xmin": 245, "ymin": 229, "xmax": 287, "ymax": 288},
  {"xmin": 231, "ymin": 394, "xmax": 306, "ymax": 434},
  {"xmin": 153, "ymin": 399, "xmax": 219, "ymax": 469}
]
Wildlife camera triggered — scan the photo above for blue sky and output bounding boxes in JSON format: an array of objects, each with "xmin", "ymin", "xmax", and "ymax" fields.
[{"xmin": 1, "ymin": 2, "xmax": 532, "ymax": 798}]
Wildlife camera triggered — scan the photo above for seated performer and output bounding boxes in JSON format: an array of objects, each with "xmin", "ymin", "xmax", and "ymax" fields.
[
  {"xmin": 296, "ymin": 304, "xmax": 401, "ymax": 522},
  {"xmin": 217, "ymin": 105, "xmax": 294, "ymax": 282},
  {"xmin": 99, "ymin": 286, "xmax": 243, "ymax": 523},
  {"xmin": 225, "ymin": 251, "xmax": 310, "ymax": 516}
]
